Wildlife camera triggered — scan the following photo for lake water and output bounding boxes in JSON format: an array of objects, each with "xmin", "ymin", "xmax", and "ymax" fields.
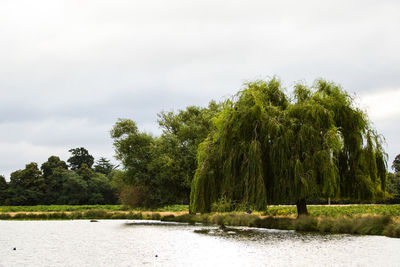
[{"xmin": 0, "ymin": 220, "xmax": 399, "ymax": 266}]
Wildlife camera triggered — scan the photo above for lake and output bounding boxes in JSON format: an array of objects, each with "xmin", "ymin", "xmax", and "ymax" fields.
[{"xmin": 1, "ymin": 220, "xmax": 399, "ymax": 266}]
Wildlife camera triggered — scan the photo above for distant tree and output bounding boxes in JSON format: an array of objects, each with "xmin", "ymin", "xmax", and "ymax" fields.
[
  {"xmin": 0, "ymin": 175, "xmax": 7, "ymax": 190},
  {"xmin": 0, "ymin": 175, "xmax": 8, "ymax": 205},
  {"xmin": 120, "ymin": 184, "xmax": 155, "ymax": 208},
  {"xmin": 392, "ymin": 154, "xmax": 400, "ymax": 173},
  {"xmin": 110, "ymin": 119, "xmax": 158, "ymax": 207},
  {"xmin": 58, "ymin": 171, "xmax": 88, "ymax": 205},
  {"xmin": 41, "ymin": 156, "xmax": 69, "ymax": 204},
  {"xmin": 110, "ymin": 119, "xmax": 154, "ymax": 185},
  {"xmin": 110, "ymin": 102, "xmax": 221, "ymax": 208},
  {"xmin": 190, "ymin": 79, "xmax": 387, "ymax": 215},
  {"xmin": 109, "ymin": 169, "xmax": 127, "ymax": 192},
  {"xmin": 7, "ymin": 163, "xmax": 45, "ymax": 205},
  {"xmin": 154, "ymin": 102, "xmax": 222, "ymax": 204},
  {"xmin": 67, "ymin": 147, "xmax": 94, "ymax": 170},
  {"xmin": 87, "ymin": 172, "xmax": 118, "ymax": 204},
  {"xmin": 76, "ymin": 163, "xmax": 94, "ymax": 181},
  {"xmin": 93, "ymin": 157, "xmax": 115, "ymax": 176},
  {"xmin": 387, "ymin": 173, "xmax": 400, "ymax": 199},
  {"xmin": 41, "ymin": 156, "xmax": 68, "ymax": 178}
]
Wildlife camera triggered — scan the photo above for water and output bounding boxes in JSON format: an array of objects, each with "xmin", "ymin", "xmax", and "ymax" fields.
[{"xmin": 0, "ymin": 220, "xmax": 399, "ymax": 267}]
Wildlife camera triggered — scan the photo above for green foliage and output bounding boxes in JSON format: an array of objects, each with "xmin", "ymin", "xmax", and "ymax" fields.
[
  {"xmin": 155, "ymin": 204, "xmax": 188, "ymax": 212},
  {"xmin": 7, "ymin": 163, "xmax": 45, "ymax": 205},
  {"xmin": 211, "ymin": 197, "xmax": 233, "ymax": 212},
  {"xmin": 264, "ymin": 205, "xmax": 400, "ymax": 217},
  {"xmin": 93, "ymin": 157, "xmax": 115, "ymax": 175},
  {"xmin": 58, "ymin": 171, "xmax": 88, "ymax": 204},
  {"xmin": 383, "ymin": 223, "xmax": 400, "ymax": 238},
  {"xmin": 119, "ymin": 185, "xmax": 157, "ymax": 208},
  {"xmin": 67, "ymin": 147, "xmax": 95, "ymax": 170},
  {"xmin": 0, "ymin": 204, "xmax": 126, "ymax": 212},
  {"xmin": 1, "ymin": 204, "xmax": 399, "ymax": 238},
  {"xmin": 111, "ymin": 119, "xmax": 154, "ymax": 185},
  {"xmin": 41, "ymin": 156, "xmax": 69, "ymax": 204},
  {"xmin": 110, "ymin": 102, "xmax": 221, "ymax": 208},
  {"xmin": 87, "ymin": 172, "xmax": 117, "ymax": 204},
  {"xmin": 191, "ymin": 78, "xmax": 387, "ymax": 213},
  {"xmin": 2, "ymin": 152, "xmax": 118, "ymax": 206},
  {"xmin": 387, "ymin": 173, "xmax": 400, "ymax": 200},
  {"xmin": 392, "ymin": 154, "xmax": 400, "ymax": 173},
  {"xmin": 294, "ymin": 216, "xmax": 319, "ymax": 231},
  {"xmin": 0, "ymin": 175, "xmax": 8, "ymax": 205}
]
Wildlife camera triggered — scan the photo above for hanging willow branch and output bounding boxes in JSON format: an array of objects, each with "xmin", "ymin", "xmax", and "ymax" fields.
[{"xmin": 190, "ymin": 78, "xmax": 387, "ymax": 213}]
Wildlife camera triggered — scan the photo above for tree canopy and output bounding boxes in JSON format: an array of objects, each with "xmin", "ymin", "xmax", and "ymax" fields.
[
  {"xmin": 190, "ymin": 79, "xmax": 387, "ymax": 214},
  {"xmin": 392, "ymin": 154, "xmax": 400, "ymax": 173},
  {"xmin": 110, "ymin": 102, "xmax": 221, "ymax": 207},
  {"xmin": 67, "ymin": 147, "xmax": 95, "ymax": 170},
  {"xmin": 2, "ymin": 151, "xmax": 118, "ymax": 206}
]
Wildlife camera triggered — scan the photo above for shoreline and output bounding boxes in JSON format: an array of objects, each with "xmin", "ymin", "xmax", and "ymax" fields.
[{"xmin": 1, "ymin": 210, "xmax": 399, "ymax": 238}]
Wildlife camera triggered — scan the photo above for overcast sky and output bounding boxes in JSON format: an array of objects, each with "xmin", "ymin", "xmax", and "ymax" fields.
[{"xmin": 1, "ymin": 0, "xmax": 399, "ymax": 179}]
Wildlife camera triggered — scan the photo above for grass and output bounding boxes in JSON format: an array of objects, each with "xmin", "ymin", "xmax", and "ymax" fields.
[
  {"xmin": 1, "ymin": 204, "xmax": 400, "ymax": 238},
  {"xmin": 1, "ymin": 204, "xmax": 398, "ymax": 216},
  {"xmin": 0, "ymin": 205, "xmax": 128, "ymax": 213},
  {"xmin": 0, "ymin": 204, "xmax": 189, "ymax": 213},
  {"xmin": 264, "ymin": 204, "xmax": 400, "ymax": 217}
]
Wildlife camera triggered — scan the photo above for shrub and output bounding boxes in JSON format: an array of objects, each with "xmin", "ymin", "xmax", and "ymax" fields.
[
  {"xmin": 352, "ymin": 215, "xmax": 392, "ymax": 235},
  {"xmin": 0, "ymin": 213, "xmax": 12, "ymax": 220},
  {"xmin": 161, "ymin": 215, "xmax": 175, "ymax": 221},
  {"xmin": 331, "ymin": 216, "xmax": 354, "ymax": 233},
  {"xmin": 149, "ymin": 213, "xmax": 161, "ymax": 220},
  {"xmin": 120, "ymin": 185, "xmax": 156, "ymax": 209},
  {"xmin": 383, "ymin": 223, "xmax": 400, "ymax": 238},
  {"xmin": 211, "ymin": 198, "xmax": 233, "ymax": 212},
  {"xmin": 83, "ymin": 209, "xmax": 109, "ymax": 219},
  {"xmin": 294, "ymin": 215, "xmax": 318, "ymax": 232}
]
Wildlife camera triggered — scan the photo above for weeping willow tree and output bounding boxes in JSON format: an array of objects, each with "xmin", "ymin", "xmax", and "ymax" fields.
[{"xmin": 190, "ymin": 78, "xmax": 387, "ymax": 215}]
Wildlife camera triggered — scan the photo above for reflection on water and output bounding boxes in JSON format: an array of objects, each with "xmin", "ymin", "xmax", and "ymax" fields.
[{"xmin": 0, "ymin": 220, "xmax": 399, "ymax": 267}]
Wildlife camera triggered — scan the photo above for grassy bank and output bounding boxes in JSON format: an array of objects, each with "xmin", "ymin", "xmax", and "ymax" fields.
[
  {"xmin": 1, "ymin": 204, "xmax": 399, "ymax": 238},
  {"xmin": 0, "ymin": 204, "xmax": 188, "ymax": 213},
  {"xmin": 161, "ymin": 213, "xmax": 400, "ymax": 238},
  {"xmin": 265, "ymin": 204, "xmax": 400, "ymax": 217},
  {"xmin": 1, "ymin": 204, "xmax": 399, "ymax": 216},
  {"xmin": 1, "ymin": 209, "xmax": 399, "ymax": 238}
]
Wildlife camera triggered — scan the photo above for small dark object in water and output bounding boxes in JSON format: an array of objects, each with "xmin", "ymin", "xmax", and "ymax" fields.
[
  {"xmin": 90, "ymin": 219, "xmax": 98, "ymax": 222},
  {"xmin": 155, "ymin": 255, "xmax": 158, "ymax": 257},
  {"xmin": 13, "ymin": 248, "xmax": 16, "ymax": 250},
  {"xmin": 246, "ymin": 209, "xmax": 252, "ymax": 214},
  {"xmin": 219, "ymin": 224, "xmax": 226, "ymax": 230}
]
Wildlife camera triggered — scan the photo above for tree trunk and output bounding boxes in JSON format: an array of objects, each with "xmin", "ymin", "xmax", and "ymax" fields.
[{"xmin": 296, "ymin": 198, "xmax": 308, "ymax": 217}]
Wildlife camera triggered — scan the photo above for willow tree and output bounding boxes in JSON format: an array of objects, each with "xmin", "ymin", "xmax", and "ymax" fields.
[{"xmin": 190, "ymin": 78, "xmax": 387, "ymax": 215}]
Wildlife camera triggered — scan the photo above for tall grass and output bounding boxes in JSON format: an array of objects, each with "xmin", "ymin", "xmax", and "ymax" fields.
[
  {"xmin": 264, "ymin": 205, "xmax": 400, "ymax": 217},
  {"xmin": 1, "ymin": 204, "xmax": 399, "ymax": 238}
]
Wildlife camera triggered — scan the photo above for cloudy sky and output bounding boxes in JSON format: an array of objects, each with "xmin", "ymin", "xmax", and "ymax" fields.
[{"xmin": 1, "ymin": 0, "xmax": 399, "ymax": 179}]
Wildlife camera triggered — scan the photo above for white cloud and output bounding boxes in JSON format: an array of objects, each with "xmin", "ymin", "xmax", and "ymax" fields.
[
  {"xmin": 0, "ymin": 0, "xmax": 400, "ymax": 177},
  {"xmin": 359, "ymin": 89, "xmax": 400, "ymax": 122}
]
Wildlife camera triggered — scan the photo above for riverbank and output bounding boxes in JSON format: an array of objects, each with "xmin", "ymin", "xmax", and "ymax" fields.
[
  {"xmin": 2, "ymin": 204, "xmax": 400, "ymax": 216},
  {"xmin": 1, "ymin": 209, "xmax": 399, "ymax": 238}
]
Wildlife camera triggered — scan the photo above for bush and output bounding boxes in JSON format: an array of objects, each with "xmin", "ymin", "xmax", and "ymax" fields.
[
  {"xmin": 352, "ymin": 215, "xmax": 392, "ymax": 235},
  {"xmin": 120, "ymin": 185, "xmax": 157, "ymax": 209},
  {"xmin": 383, "ymin": 223, "xmax": 400, "ymax": 238},
  {"xmin": 0, "ymin": 213, "xmax": 12, "ymax": 220},
  {"xmin": 161, "ymin": 215, "xmax": 175, "ymax": 221},
  {"xmin": 294, "ymin": 216, "xmax": 318, "ymax": 232},
  {"xmin": 211, "ymin": 198, "xmax": 233, "ymax": 212},
  {"xmin": 83, "ymin": 209, "xmax": 109, "ymax": 219}
]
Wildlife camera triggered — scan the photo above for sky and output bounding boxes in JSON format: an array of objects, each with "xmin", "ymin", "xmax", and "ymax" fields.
[{"xmin": 1, "ymin": 0, "xmax": 399, "ymax": 179}]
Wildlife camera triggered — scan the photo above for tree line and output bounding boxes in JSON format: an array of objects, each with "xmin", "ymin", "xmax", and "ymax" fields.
[
  {"xmin": 0, "ymin": 148, "xmax": 118, "ymax": 205},
  {"xmin": 1, "ymin": 78, "xmax": 400, "ymax": 212}
]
